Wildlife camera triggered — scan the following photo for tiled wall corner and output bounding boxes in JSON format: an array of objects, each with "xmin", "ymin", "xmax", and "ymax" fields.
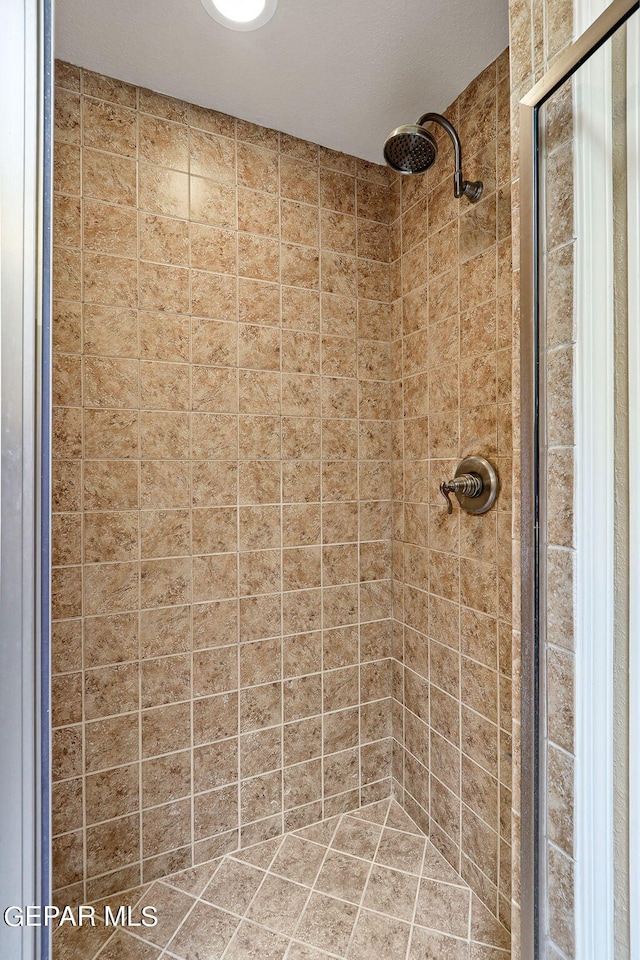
[{"xmin": 389, "ymin": 50, "xmax": 514, "ymax": 930}]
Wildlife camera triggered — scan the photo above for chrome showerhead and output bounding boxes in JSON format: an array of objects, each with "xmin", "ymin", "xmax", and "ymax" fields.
[
  {"xmin": 383, "ymin": 112, "xmax": 483, "ymax": 203},
  {"xmin": 383, "ymin": 124, "xmax": 438, "ymax": 175}
]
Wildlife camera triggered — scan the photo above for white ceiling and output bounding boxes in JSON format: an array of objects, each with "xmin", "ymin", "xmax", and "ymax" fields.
[{"xmin": 55, "ymin": 0, "xmax": 509, "ymax": 164}]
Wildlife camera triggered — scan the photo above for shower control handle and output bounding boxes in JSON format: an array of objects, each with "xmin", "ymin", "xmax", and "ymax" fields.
[
  {"xmin": 440, "ymin": 456, "xmax": 499, "ymax": 516},
  {"xmin": 440, "ymin": 475, "xmax": 483, "ymax": 514}
]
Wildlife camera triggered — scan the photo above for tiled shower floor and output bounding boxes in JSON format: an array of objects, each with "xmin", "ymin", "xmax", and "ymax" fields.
[{"xmin": 53, "ymin": 799, "xmax": 510, "ymax": 960}]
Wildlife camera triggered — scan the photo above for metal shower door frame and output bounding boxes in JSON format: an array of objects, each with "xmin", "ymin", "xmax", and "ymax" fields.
[
  {"xmin": 0, "ymin": 0, "xmax": 53, "ymax": 958},
  {"xmin": 519, "ymin": 1, "xmax": 639, "ymax": 957}
]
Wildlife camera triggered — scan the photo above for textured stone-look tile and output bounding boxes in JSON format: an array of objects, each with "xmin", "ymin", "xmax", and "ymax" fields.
[
  {"xmin": 224, "ymin": 921, "xmax": 291, "ymax": 960},
  {"xmin": 363, "ymin": 863, "xmax": 419, "ymax": 922},
  {"xmin": 415, "ymin": 878, "xmax": 471, "ymax": 938},
  {"xmin": 330, "ymin": 816, "xmax": 382, "ymax": 860},
  {"xmin": 52, "ymin": 920, "xmax": 114, "ymax": 960},
  {"xmin": 52, "ymin": 56, "xmax": 515, "ymax": 928},
  {"xmin": 231, "ymin": 836, "xmax": 282, "ymax": 871},
  {"xmin": 167, "ymin": 900, "xmax": 239, "ymax": 958},
  {"xmin": 164, "ymin": 861, "xmax": 222, "ymax": 897},
  {"xmin": 270, "ymin": 835, "xmax": 326, "ymax": 887},
  {"xmin": 314, "ymin": 850, "xmax": 370, "ymax": 904},
  {"xmin": 295, "ymin": 893, "xmax": 358, "ymax": 956},
  {"xmin": 97, "ymin": 931, "xmax": 162, "ymax": 960},
  {"xmin": 408, "ymin": 925, "xmax": 470, "ymax": 959},
  {"xmin": 201, "ymin": 859, "xmax": 265, "ymax": 915},
  {"xmin": 285, "ymin": 944, "xmax": 334, "ymax": 960},
  {"xmin": 247, "ymin": 874, "xmax": 309, "ymax": 935},
  {"xmin": 375, "ymin": 827, "xmax": 426, "ymax": 874},
  {"xmin": 57, "ymin": 803, "xmax": 510, "ymax": 959},
  {"xmin": 348, "ymin": 909, "xmax": 411, "ymax": 959}
]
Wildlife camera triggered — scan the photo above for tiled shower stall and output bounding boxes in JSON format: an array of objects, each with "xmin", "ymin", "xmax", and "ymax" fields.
[{"xmin": 51, "ymin": 45, "xmax": 514, "ymax": 956}]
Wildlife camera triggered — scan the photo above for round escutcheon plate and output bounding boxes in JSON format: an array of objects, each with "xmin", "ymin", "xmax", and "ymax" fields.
[{"xmin": 454, "ymin": 455, "xmax": 499, "ymax": 515}]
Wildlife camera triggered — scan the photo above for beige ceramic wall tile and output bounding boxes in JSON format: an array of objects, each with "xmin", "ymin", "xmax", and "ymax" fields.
[
  {"xmin": 390, "ymin": 50, "xmax": 513, "ymax": 932},
  {"xmin": 51, "ymin": 61, "xmax": 396, "ymax": 902}
]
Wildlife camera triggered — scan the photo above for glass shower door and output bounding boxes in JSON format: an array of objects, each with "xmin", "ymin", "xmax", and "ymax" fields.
[{"xmin": 520, "ymin": 2, "xmax": 640, "ymax": 957}]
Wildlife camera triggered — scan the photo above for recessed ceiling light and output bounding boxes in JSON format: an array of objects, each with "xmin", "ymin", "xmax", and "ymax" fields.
[{"xmin": 200, "ymin": 0, "xmax": 278, "ymax": 31}]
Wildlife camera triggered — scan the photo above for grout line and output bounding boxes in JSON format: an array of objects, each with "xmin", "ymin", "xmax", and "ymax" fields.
[
  {"xmin": 341, "ymin": 795, "xmax": 392, "ymax": 956},
  {"xmin": 55, "ymin": 69, "xmax": 513, "ymax": 940},
  {"xmin": 80, "ymin": 794, "xmax": 499, "ymax": 960},
  {"xmin": 78, "ymin": 66, "xmax": 89, "ymax": 908},
  {"xmin": 277, "ymin": 135, "xmax": 285, "ymax": 846},
  {"xmin": 403, "ymin": 815, "xmax": 429, "ymax": 960},
  {"xmin": 285, "ymin": 812, "xmax": 343, "ymax": 948}
]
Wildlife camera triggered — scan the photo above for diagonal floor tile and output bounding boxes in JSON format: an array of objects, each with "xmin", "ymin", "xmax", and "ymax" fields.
[
  {"xmin": 375, "ymin": 828, "xmax": 426, "ymax": 874},
  {"xmin": 134, "ymin": 883, "xmax": 196, "ymax": 948},
  {"xmin": 166, "ymin": 901, "xmax": 239, "ymax": 959},
  {"xmin": 201, "ymin": 860, "xmax": 265, "ymax": 916},
  {"xmin": 346, "ymin": 908, "xmax": 411, "ymax": 959},
  {"xmin": 348, "ymin": 800, "xmax": 390, "ymax": 826},
  {"xmin": 329, "ymin": 817, "xmax": 382, "ymax": 861},
  {"xmin": 164, "ymin": 862, "xmax": 223, "ymax": 898},
  {"xmin": 63, "ymin": 800, "xmax": 513, "ymax": 960},
  {"xmin": 91, "ymin": 885, "xmax": 150, "ymax": 919},
  {"xmin": 313, "ymin": 850, "xmax": 370, "ymax": 905},
  {"xmin": 222, "ymin": 920, "xmax": 290, "ymax": 960},
  {"xmin": 469, "ymin": 896, "xmax": 510, "ymax": 951},
  {"xmin": 230, "ymin": 837, "xmax": 282, "ymax": 871},
  {"xmin": 247, "ymin": 875, "xmax": 310, "ymax": 936},
  {"xmin": 469, "ymin": 944, "xmax": 511, "ymax": 960},
  {"xmin": 53, "ymin": 920, "xmax": 113, "ymax": 960},
  {"xmin": 408, "ymin": 925, "xmax": 470, "ymax": 960},
  {"xmin": 362, "ymin": 863, "xmax": 419, "ymax": 922},
  {"xmin": 285, "ymin": 943, "xmax": 338, "ymax": 960},
  {"xmin": 421, "ymin": 845, "xmax": 465, "ymax": 883},
  {"xmin": 96, "ymin": 929, "xmax": 161, "ymax": 959},
  {"xmin": 414, "ymin": 878, "xmax": 471, "ymax": 939},
  {"xmin": 385, "ymin": 802, "xmax": 423, "ymax": 836},
  {"xmin": 270, "ymin": 835, "xmax": 327, "ymax": 886},
  {"xmin": 295, "ymin": 892, "xmax": 358, "ymax": 956},
  {"xmin": 293, "ymin": 818, "xmax": 339, "ymax": 846}
]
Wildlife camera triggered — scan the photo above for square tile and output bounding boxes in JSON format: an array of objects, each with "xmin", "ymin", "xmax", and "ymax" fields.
[
  {"xmin": 166, "ymin": 901, "xmax": 239, "ymax": 959},
  {"xmin": 375, "ymin": 828, "xmax": 426, "ymax": 875},
  {"xmin": 202, "ymin": 859, "xmax": 266, "ymax": 915},
  {"xmin": 408, "ymin": 925, "xmax": 470, "ymax": 960},
  {"xmin": 330, "ymin": 817, "xmax": 382, "ymax": 861},
  {"xmin": 270, "ymin": 836, "xmax": 327, "ymax": 887},
  {"xmin": 348, "ymin": 800, "xmax": 390, "ymax": 826},
  {"xmin": 231, "ymin": 837, "xmax": 283, "ymax": 871},
  {"xmin": 415, "ymin": 879, "xmax": 471, "ymax": 939},
  {"xmin": 134, "ymin": 883, "xmax": 196, "ymax": 947},
  {"xmin": 224, "ymin": 921, "xmax": 291, "ymax": 960},
  {"xmin": 293, "ymin": 818, "xmax": 339, "ymax": 846},
  {"xmin": 469, "ymin": 896, "xmax": 510, "ymax": 950},
  {"xmin": 421, "ymin": 846, "xmax": 465, "ymax": 884},
  {"xmin": 313, "ymin": 850, "xmax": 370, "ymax": 905},
  {"xmin": 285, "ymin": 944, "xmax": 335, "ymax": 960},
  {"xmin": 362, "ymin": 864, "xmax": 419, "ymax": 922},
  {"xmin": 347, "ymin": 908, "xmax": 411, "ymax": 959},
  {"xmin": 295, "ymin": 892, "xmax": 358, "ymax": 956},
  {"xmin": 385, "ymin": 802, "xmax": 423, "ymax": 836},
  {"xmin": 164, "ymin": 862, "xmax": 223, "ymax": 897},
  {"xmin": 247, "ymin": 874, "xmax": 310, "ymax": 935},
  {"xmin": 98, "ymin": 932, "xmax": 162, "ymax": 959}
]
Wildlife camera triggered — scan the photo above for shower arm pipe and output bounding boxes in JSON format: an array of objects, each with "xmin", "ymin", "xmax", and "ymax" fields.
[{"xmin": 417, "ymin": 112, "xmax": 482, "ymax": 201}]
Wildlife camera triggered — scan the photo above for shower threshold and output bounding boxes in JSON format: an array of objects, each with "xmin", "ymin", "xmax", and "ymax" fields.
[{"xmin": 53, "ymin": 798, "xmax": 510, "ymax": 959}]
